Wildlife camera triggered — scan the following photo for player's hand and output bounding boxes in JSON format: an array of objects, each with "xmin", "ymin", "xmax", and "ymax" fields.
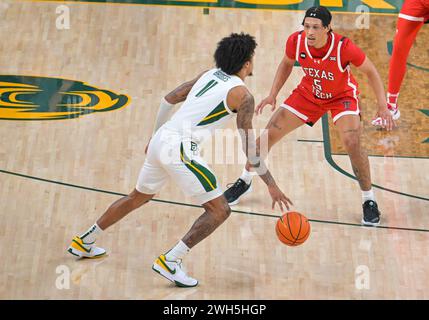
[
  {"xmin": 144, "ymin": 137, "xmax": 152, "ymax": 154},
  {"xmin": 268, "ymin": 184, "xmax": 293, "ymax": 212},
  {"xmin": 375, "ymin": 106, "xmax": 395, "ymax": 131},
  {"xmin": 256, "ymin": 95, "xmax": 277, "ymax": 115}
]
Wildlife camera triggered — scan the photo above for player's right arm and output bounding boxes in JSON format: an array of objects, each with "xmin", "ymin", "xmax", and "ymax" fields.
[
  {"xmin": 230, "ymin": 86, "xmax": 293, "ymax": 211},
  {"xmin": 357, "ymin": 57, "xmax": 394, "ymax": 131},
  {"xmin": 257, "ymin": 54, "xmax": 295, "ymax": 115},
  {"xmin": 256, "ymin": 32, "xmax": 296, "ymax": 115}
]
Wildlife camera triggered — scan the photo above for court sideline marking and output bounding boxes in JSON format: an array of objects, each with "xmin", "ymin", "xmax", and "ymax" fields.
[
  {"xmin": 321, "ymin": 114, "xmax": 429, "ymax": 202},
  {"xmin": 1, "ymin": 168, "xmax": 428, "ymax": 233}
]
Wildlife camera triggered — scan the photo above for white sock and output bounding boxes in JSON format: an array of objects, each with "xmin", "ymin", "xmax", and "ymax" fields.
[
  {"xmin": 80, "ymin": 223, "xmax": 103, "ymax": 244},
  {"xmin": 165, "ymin": 240, "xmax": 190, "ymax": 261},
  {"xmin": 239, "ymin": 168, "xmax": 254, "ymax": 185},
  {"xmin": 362, "ymin": 189, "xmax": 376, "ymax": 204}
]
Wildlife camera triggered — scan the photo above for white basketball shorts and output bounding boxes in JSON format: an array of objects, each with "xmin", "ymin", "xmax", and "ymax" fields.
[{"xmin": 135, "ymin": 128, "xmax": 223, "ymax": 205}]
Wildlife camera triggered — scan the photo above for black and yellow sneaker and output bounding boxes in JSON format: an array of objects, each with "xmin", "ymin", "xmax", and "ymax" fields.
[
  {"xmin": 362, "ymin": 200, "xmax": 381, "ymax": 226},
  {"xmin": 223, "ymin": 178, "xmax": 252, "ymax": 205}
]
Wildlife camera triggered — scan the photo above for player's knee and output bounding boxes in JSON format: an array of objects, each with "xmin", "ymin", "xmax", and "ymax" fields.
[
  {"xmin": 342, "ymin": 135, "xmax": 360, "ymax": 152},
  {"xmin": 223, "ymin": 204, "xmax": 232, "ymax": 220},
  {"xmin": 204, "ymin": 197, "xmax": 231, "ymax": 222},
  {"xmin": 213, "ymin": 202, "xmax": 231, "ymax": 222},
  {"xmin": 129, "ymin": 189, "xmax": 151, "ymax": 207}
]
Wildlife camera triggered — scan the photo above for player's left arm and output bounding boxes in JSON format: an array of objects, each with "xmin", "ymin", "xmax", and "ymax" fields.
[
  {"xmin": 152, "ymin": 71, "xmax": 206, "ymax": 133},
  {"xmin": 357, "ymin": 57, "xmax": 394, "ymax": 131},
  {"xmin": 164, "ymin": 71, "xmax": 206, "ymax": 105},
  {"xmin": 145, "ymin": 71, "xmax": 206, "ymax": 154}
]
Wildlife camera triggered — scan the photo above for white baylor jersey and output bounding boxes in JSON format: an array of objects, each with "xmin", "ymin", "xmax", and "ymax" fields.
[{"xmin": 163, "ymin": 68, "xmax": 245, "ymax": 143}]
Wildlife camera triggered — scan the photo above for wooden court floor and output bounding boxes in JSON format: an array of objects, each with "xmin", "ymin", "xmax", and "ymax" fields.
[{"xmin": 0, "ymin": 1, "xmax": 428, "ymax": 299}]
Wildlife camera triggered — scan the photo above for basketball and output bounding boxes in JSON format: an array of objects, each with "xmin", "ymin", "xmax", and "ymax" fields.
[{"xmin": 276, "ymin": 211, "xmax": 311, "ymax": 246}]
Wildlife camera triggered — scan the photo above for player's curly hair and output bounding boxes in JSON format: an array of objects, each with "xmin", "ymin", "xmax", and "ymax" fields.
[{"xmin": 214, "ymin": 33, "xmax": 257, "ymax": 75}]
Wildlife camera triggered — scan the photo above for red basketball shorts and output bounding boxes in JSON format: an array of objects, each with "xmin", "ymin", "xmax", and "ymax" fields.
[
  {"xmin": 281, "ymin": 89, "xmax": 360, "ymax": 126},
  {"xmin": 399, "ymin": 0, "xmax": 429, "ymax": 22}
]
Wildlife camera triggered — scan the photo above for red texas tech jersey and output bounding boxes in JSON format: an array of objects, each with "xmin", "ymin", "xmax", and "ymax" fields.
[{"xmin": 291, "ymin": 31, "xmax": 362, "ymax": 104}]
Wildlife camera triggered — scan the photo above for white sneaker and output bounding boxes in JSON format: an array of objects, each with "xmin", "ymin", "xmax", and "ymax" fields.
[
  {"xmin": 67, "ymin": 236, "xmax": 107, "ymax": 259},
  {"xmin": 152, "ymin": 254, "xmax": 198, "ymax": 287},
  {"xmin": 371, "ymin": 103, "xmax": 400, "ymax": 127}
]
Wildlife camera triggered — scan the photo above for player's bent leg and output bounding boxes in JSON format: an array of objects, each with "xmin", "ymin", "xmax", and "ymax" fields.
[
  {"xmin": 182, "ymin": 195, "xmax": 231, "ymax": 248},
  {"xmin": 248, "ymin": 107, "xmax": 305, "ymax": 170},
  {"xmin": 152, "ymin": 196, "xmax": 230, "ymax": 287},
  {"xmin": 335, "ymin": 115, "xmax": 381, "ymax": 226},
  {"xmin": 335, "ymin": 115, "xmax": 371, "ymax": 190},
  {"xmin": 67, "ymin": 189, "xmax": 155, "ymax": 258},
  {"xmin": 96, "ymin": 189, "xmax": 154, "ymax": 230},
  {"xmin": 224, "ymin": 107, "xmax": 304, "ymax": 205}
]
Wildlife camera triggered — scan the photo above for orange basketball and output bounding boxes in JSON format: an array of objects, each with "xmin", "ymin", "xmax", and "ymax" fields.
[{"xmin": 275, "ymin": 211, "xmax": 311, "ymax": 246}]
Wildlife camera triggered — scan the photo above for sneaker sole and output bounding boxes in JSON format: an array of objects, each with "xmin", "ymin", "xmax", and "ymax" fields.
[
  {"xmin": 361, "ymin": 219, "xmax": 381, "ymax": 227},
  {"xmin": 67, "ymin": 246, "xmax": 107, "ymax": 259},
  {"xmin": 152, "ymin": 262, "xmax": 198, "ymax": 288},
  {"xmin": 228, "ymin": 185, "xmax": 253, "ymax": 206}
]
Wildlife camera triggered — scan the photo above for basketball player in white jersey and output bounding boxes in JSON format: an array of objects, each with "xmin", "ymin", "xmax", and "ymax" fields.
[{"xmin": 67, "ymin": 33, "xmax": 292, "ymax": 287}]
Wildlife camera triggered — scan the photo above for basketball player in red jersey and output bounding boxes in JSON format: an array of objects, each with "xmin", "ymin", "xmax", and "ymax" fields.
[
  {"xmin": 224, "ymin": 6, "xmax": 394, "ymax": 226},
  {"xmin": 372, "ymin": 0, "xmax": 429, "ymax": 127}
]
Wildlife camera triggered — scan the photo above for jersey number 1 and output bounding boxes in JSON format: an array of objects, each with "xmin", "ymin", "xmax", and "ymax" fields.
[{"xmin": 195, "ymin": 80, "xmax": 218, "ymax": 97}]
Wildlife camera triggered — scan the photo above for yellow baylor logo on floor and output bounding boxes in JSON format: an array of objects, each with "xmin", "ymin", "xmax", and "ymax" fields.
[{"xmin": 0, "ymin": 76, "xmax": 130, "ymax": 120}]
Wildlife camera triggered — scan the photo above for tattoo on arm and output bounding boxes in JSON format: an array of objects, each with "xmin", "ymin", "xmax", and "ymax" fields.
[
  {"xmin": 236, "ymin": 92, "xmax": 255, "ymax": 130},
  {"xmin": 165, "ymin": 71, "xmax": 207, "ymax": 104},
  {"xmin": 165, "ymin": 80, "xmax": 196, "ymax": 104},
  {"xmin": 236, "ymin": 92, "xmax": 276, "ymax": 186}
]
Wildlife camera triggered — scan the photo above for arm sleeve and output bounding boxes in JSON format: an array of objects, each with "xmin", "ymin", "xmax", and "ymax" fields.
[
  {"xmin": 153, "ymin": 97, "xmax": 174, "ymax": 134},
  {"xmin": 285, "ymin": 32, "xmax": 298, "ymax": 60},
  {"xmin": 341, "ymin": 38, "xmax": 366, "ymax": 68}
]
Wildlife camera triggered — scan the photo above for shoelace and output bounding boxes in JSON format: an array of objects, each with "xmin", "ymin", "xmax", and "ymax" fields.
[
  {"xmin": 226, "ymin": 179, "xmax": 245, "ymax": 189},
  {"xmin": 365, "ymin": 202, "xmax": 381, "ymax": 218},
  {"xmin": 175, "ymin": 259, "xmax": 190, "ymax": 276}
]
